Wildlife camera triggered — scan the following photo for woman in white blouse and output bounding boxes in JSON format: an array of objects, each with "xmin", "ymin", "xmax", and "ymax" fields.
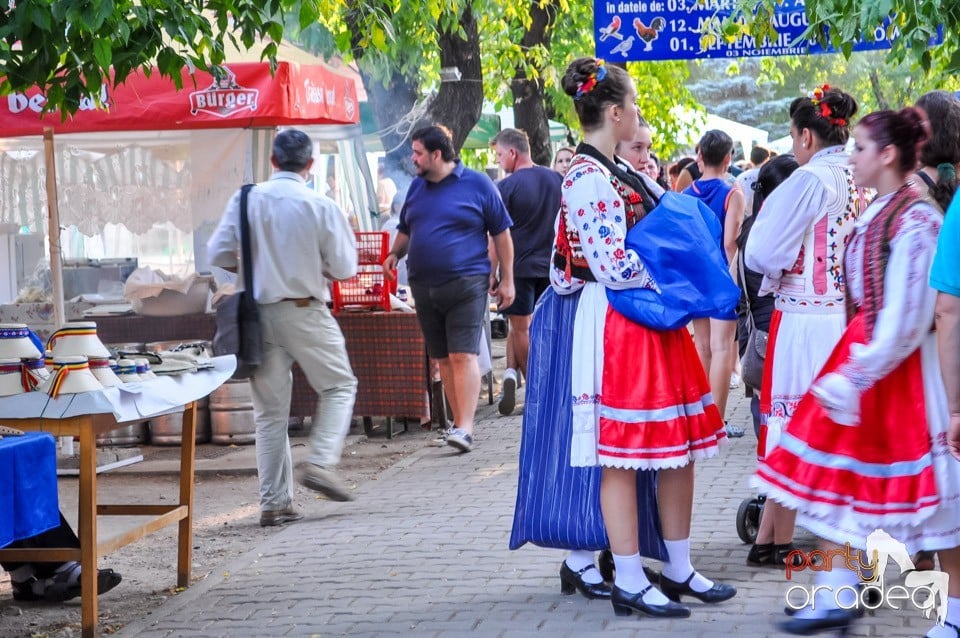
[
  {"xmin": 744, "ymin": 86, "xmax": 861, "ymax": 570},
  {"xmin": 758, "ymin": 108, "xmax": 960, "ymax": 637}
]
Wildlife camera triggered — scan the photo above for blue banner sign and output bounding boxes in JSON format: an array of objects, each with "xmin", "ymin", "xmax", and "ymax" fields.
[{"xmin": 594, "ymin": 0, "xmax": 940, "ymax": 61}]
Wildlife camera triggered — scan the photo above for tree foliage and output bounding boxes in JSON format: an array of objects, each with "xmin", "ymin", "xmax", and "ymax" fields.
[
  {"xmin": 0, "ymin": 0, "xmax": 318, "ymax": 113},
  {"xmin": 725, "ymin": 0, "xmax": 960, "ymax": 78}
]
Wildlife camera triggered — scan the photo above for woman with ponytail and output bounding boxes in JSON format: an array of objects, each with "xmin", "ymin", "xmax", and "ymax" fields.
[
  {"xmin": 758, "ymin": 108, "xmax": 960, "ymax": 636},
  {"xmin": 915, "ymin": 90, "xmax": 960, "ymax": 212}
]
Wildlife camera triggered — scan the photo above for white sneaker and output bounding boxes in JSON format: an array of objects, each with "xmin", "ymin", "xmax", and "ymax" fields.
[{"xmin": 499, "ymin": 368, "xmax": 518, "ymax": 416}]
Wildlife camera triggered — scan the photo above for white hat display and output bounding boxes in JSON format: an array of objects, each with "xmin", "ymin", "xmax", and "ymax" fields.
[
  {"xmin": 21, "ymin": 357, "xmax": 48, "ymax": 391},
  {"xmin": 88, "ymin": 356, "xmax": 122, "ymax": 388},
  {"xmin": 116, "ymin": 359, "xmax": 142, "ymax": 382},
  {"xmin": 0, "ymin": 358, "xmax": 28, "ymax": 397},
  {"xmin": 0, "ymin": 323, "xmax": 43, "ymax": 359},
  {"xmin": 47, "ymin": 322, "xmax": 112, "ymax": 358},
  {"xmin": 44, "ymin": 350, "xmax": 54, "ymax": 372},
  {"xmin": 38, "ymin": 355, "xmax": 104, "ymax": 398},
  {"xmin": 134, "ymin": 358, "xmax": 158, "ymax": 380}
]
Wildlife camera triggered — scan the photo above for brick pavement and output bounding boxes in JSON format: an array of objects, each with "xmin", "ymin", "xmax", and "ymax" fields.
[{"xmin": 117, "ymin": 391, "xmax": 933, "ymax": 638}]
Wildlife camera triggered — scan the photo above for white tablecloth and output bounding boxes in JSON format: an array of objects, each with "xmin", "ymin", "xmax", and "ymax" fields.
[{"xmin": 0, "ymin": 356, "xmax": 236, "ymax": 423}]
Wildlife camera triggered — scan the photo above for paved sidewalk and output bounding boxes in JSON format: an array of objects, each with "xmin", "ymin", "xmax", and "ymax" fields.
[{"xmin": 117, "ymin": 392, "xmax": 933, "ymax": 638}]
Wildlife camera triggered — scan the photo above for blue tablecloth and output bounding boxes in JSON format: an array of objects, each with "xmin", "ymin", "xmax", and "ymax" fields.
[{"xmin": 0, "ymin": 432, "xmax": 59, "ymax": 548}]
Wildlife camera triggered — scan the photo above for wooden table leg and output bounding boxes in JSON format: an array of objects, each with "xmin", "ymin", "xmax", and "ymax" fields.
[
  {"xmin": 78, "ymin": 418, "xmax": 98, "ymax": 638},
  {"xmin": 177, "ymin": 401, "xmax": 197, "ymax": 588}
]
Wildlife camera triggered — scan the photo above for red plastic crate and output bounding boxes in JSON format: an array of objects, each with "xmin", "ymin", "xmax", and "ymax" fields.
[
  {"xmin": 356, "ymin": 231, "xmax": 389, "ymax": 265},
  {"xmin": 332, "ymin": 265, "xmax": 395, "ymax": 312}
]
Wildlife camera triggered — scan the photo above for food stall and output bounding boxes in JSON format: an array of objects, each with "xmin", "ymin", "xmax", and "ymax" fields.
[{"xmin": 0, "ymin": 62, "xmax": 432, "ymax": 426}]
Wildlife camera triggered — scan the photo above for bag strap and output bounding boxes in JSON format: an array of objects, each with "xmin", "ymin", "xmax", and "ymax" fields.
[
  {"xmin": 239, "ymin": 184, "xmax": 255, "ymax": 293},
  {"xmin": 737, "ymin": 243, "xmax": 754, "ymax": 332}
]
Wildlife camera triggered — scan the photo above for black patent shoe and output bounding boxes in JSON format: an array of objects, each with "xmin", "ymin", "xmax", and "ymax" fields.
[
  {"xmin": 776, "ymin": 608, "xmax": 857, "ymax": 635},
  {"xmin": 559, "ymin": 562, "xmax": 611, "ymax": 599},
  {"xmin": 610, "ymin": 584, "xmax": 691, "ymax": 618},
  {"xmin": 659, "ymin": 571, "xmax": 737, "ymax": 604}
]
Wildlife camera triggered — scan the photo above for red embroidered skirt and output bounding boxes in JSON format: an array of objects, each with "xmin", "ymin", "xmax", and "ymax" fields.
[
  {"xmin": 756, "ymin": 314, "xmax": 939, "ymax": 527},
  {"xmin": 597, "ymin": 307, "xmax": 726, "ymax": 470}
]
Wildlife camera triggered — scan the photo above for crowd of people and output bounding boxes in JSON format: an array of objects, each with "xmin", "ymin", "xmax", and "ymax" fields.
[{"xmin": 505, "ymin": 57, "xmax": 960, "ymax": 637}]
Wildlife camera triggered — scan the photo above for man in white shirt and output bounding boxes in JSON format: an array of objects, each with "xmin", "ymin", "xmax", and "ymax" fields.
[
  {"xmin": 734, "ymin": 146, "xmax": 771, "ymax": 217},
  {"xmin": 208, "ymin": 129, "xmax": 359, "ymax": 527}
]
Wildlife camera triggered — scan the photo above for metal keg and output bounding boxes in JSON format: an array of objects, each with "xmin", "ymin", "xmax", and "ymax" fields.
[
  {"xmin": 210, "ymin": 379, "xmax": 256, "ymax": 445},
  {"xmin": 148, "ymin": 397, "xmax": 212, "ymax": 446},
  {"xmin": 97, "ymin": 422, "xmax": 149, "ymax": 447}
]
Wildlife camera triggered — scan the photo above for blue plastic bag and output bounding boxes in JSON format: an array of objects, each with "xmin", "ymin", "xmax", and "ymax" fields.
[{"xmin": 607, "ymin": 192, "xmax": 740, "ymax": 331}]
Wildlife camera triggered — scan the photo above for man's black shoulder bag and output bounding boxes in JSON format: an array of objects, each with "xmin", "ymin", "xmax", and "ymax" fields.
[{"xmin": 213, "ymin": 184, "xmax": 262, "ymax": 380}]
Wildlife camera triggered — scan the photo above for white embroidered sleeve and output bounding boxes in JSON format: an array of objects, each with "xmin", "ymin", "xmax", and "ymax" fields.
[{"xmin": 562, "ymin": 165, "xmax": 656, "ymax": 292}]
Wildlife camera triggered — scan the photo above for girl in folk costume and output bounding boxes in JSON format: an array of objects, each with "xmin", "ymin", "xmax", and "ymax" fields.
[
  {"xmin": 509, "ymin": 117, "xmax": 669, "ymax": 601},
  {"xmin": 759, "ymin": 109, "xmax": 960, "ymax": 637},
  {"xmin": 552, "ymin": 57, "xmax": 734, "ymax": 619},
  {"xmin": 909, "ymin": 90, "xmax": 960, "ymax": 574},
  {"xmin": 744, "ymin": 86, "xmax": 861, "ymax": 570}
]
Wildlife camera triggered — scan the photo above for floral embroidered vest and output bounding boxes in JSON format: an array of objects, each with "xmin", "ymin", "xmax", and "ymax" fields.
[
  {"xmin": 553, "ymin": 155, "xmax": 651, "ymax": 283},
  {"xmin": 775, "ymin": 155, "xmax": 861, "ymax": 314}
]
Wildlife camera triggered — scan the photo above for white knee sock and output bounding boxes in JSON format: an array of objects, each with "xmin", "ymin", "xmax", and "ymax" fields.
[
  {"xmin": 565, "ymin": 550, "xmax": 603, "ymax": 584},
  {"xmin": 662, "ymin": 538, "xmax": 714, "ymax": 592},
  {"xmin": 925, "ymin": 596, "xmax": 960, "ymax": 638},
  {"xmin": 612, "ymin": 552, "xmax": 669, "ymax": 605}
]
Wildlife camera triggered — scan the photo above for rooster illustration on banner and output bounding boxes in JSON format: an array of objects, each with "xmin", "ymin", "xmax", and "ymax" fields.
[
  {"xmin": 634, "ymin": 17, "xmax": 666, "ymax": 51},
  {"xmin": 599, "ymin": 15, "xmax": 667, "ymax": 54}
]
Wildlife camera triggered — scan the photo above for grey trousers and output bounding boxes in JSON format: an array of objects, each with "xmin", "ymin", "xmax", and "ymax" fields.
[{"xmin": 249, "ymin": 299, "xmax": 357, "ymax": 511}]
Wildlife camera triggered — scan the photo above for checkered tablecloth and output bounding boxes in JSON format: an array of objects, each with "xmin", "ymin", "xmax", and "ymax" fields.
[{"xmin": 94, "ymin": 312, "xmax": 429, "ymax": 419}]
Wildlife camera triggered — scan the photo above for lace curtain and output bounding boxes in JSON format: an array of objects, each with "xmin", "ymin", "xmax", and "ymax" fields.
[{"xmin": 0, "ymin": 129, "xmax": 247, "ymax": 235}]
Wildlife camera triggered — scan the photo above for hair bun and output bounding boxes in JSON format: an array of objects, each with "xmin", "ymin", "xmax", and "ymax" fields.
[
  {"xmin": 823, "ymin": 89, "xmax": 858, "ymax": 121},
  {"xmin": 562, "ymin": 57, "xmax": 601, "ymax": 97}
]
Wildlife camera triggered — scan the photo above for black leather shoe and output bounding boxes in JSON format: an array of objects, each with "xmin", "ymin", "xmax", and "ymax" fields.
[
  {"xmin": 610, "ymin": 584, "xmax": 691, "ymax": 618},
  {"xmin": 659, "ymin": 571, "xmax": 737, "ymax": 604},
  {"xmin": 747, "ymin": 543, "xmax": 774, "ymax": 566},
  {"xmin": 12, "ymin": 567, "xmax": 122, "ymax": 602},
  {"xmin": 559, "ymin": 562, "xmax": 611, "ymax": 599},
  {"xmin": 776, "ymin": 608, "xmax": 857, "ymax": 635}
]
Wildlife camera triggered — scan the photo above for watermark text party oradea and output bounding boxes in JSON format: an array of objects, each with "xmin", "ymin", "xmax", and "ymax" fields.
[{"xmin": 782, "ymin": 530, "xmax": 949, "ymax": 625}]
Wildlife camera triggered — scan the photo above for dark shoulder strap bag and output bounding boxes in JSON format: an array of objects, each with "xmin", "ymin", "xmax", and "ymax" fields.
[{"xmin": 213, "ymin": 184, "xmax": 262, "ymax": 380}]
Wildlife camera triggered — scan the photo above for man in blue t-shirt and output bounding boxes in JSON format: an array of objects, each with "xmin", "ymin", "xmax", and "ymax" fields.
[
  {"xmin": 932, "ymin": 193, "xmax": 960, "ymax": 463},
  {"xmin": 490, "ymin": 128, "xmax": 562, "ymax": 416},
  {"xmin": 383, "ymin": 124, "xmax": 514, "ymax": 454}
]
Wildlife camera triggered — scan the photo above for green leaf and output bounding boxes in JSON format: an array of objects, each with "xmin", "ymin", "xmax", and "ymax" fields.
[{"xmin": 93, "ymin": 38, "xmax": 113, "ymax": 69}]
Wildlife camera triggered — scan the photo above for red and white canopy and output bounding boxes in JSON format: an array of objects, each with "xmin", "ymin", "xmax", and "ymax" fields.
[{"xmin": 0, "ymin": 61, "xmax": 359, "ymax": 138}]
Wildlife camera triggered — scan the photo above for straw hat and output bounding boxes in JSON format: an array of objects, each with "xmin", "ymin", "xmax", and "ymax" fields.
[
  {"xmin": 88, "ymin": 356, "xmax": 122, "ymax": 388},
  {"xmin": 134, "ymin": 357, "xmax": 158, "ymax": 381},
  {"xmin": 47, "ymin": 322, "xmax": 112, "ymax": 358},
  {"xmin": 21, "ymin": 357, "xmax": 49, "ymax": 391},
  {"xmin": 38, "ymin": 355, "xmax": 104, "ymax": 398},
  {"xmin": 116, "ymin": 358, "xmax": 142, "ymax": 383},
  {"xmin": 0, "ymin": 358, "xmax": 28, "ymax": 397},
  {"xmin": 0, "ymin": 323, "xmax": 43, "ymax": 359}
]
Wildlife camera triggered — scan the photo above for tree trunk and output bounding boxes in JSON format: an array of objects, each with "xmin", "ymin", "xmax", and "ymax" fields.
[
  {"xmin": 344, "ymin": 6, "xmax": 417, "ymax": 193},
  {"xmin": 425, "ymin": 5, "xmax": 484, "ymax": 152},
  {"xmin": 512, "ymin": 0, "xmax": 558, "ymax": 167},
  {"xmin": 869, "ymin": 69, "xmax": 890, "ymax": 111}
]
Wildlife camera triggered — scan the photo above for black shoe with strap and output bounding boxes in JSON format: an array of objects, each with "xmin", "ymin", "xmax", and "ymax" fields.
[
  {"xmin": 559, "ymin": 562, "xmax": 611, "ymax": 599},
  {"xmin": 659, "ymin": 571, "xmax": 737, "ymax": 604},
  {"xmin": 610, "ymin": 584, "xmax": 691, "ymax": 618}
]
